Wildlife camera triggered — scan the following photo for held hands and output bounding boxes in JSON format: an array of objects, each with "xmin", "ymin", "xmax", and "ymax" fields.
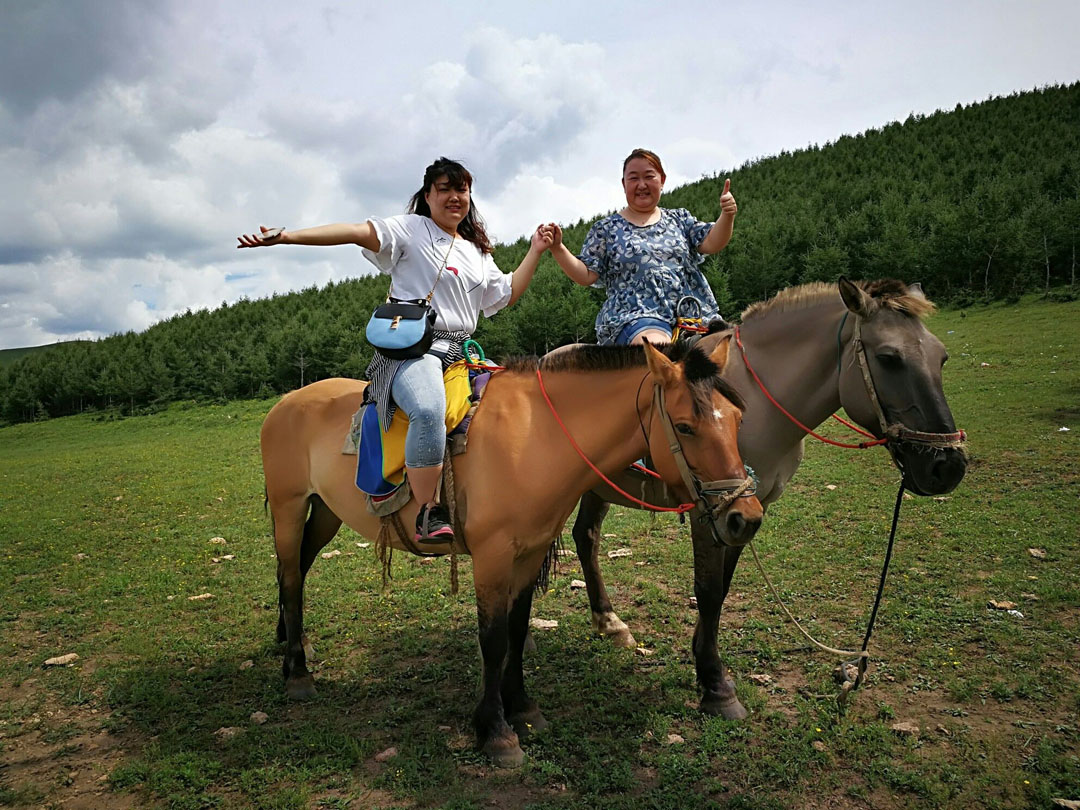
[
  {"xmin": 531, "ymin": 224, "xmax": 554, "ymax": 253},
  {"xmin": 236, "ymin": 226, "xmax": 284, "ymax": 248},
  {"xmin": 719, "ymin": 178, "xmax": 737, "ymax": 217},
  {"xmin": 539, "ymin": 223, "xmax": 563, "ymax": 249}
]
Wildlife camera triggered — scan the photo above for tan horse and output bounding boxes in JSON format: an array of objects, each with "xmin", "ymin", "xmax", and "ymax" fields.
[
  {"xmin": 261, "ymin": 337, "xmax": 762, "ymax": 766},
  {"xmin": 565, "ymin": 278, "xmax": 968, "ymax": 719}
]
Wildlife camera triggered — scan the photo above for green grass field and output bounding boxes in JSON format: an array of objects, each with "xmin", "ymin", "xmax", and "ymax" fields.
[{"xmin": 1, "ymin": 298, "xmax": 1077, "ymax": 809}]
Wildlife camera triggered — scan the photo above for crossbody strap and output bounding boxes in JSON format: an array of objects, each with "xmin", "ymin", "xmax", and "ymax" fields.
[{"xmin": 386, "ymin": 225, "xmax": 455, "ymax": 304}]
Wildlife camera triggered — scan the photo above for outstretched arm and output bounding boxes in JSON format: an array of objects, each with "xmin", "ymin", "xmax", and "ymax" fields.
[
  {"xmin": 237, "ymin": 222, "xmax": 381, "ymax": 251},
  {"xmin": 698, "ymin": 178, "xmax": 738, "ymax": 255},
  {"xmin": 546, "ymin": 224, "xmax": 599, "ymax": 286},
  {"xmin": 508, "ymin": 225, "xmax": 553, "ymax": 306}
]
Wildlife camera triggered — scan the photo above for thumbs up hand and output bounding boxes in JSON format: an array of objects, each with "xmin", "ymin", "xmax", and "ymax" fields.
[{"xmin": 719, "ymin": 178, "xmax": 737, "ymax": 217}]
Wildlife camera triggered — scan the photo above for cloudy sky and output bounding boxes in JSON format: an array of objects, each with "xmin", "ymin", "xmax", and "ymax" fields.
[{"xmin": 1, "ymin": 0, "xmax": 1078, "ymax": 350}]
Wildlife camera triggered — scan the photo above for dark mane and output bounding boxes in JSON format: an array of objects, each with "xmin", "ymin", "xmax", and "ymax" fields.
[
  {"xmin": 523, "ymin": 342, "xmax": 745, "ymax": 414},
  {"xmin": 741, "ymin": 279, "xmax": 936, "ymax": 321}
]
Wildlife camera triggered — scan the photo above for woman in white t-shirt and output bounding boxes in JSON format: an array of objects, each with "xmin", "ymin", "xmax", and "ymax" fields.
[{"xmin": 238, "ymin": 157, "xmax": 551, "ymax": 544}]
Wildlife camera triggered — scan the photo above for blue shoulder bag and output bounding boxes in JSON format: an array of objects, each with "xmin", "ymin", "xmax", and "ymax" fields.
[{"xmin": 365, "ymin": 236, "xmax": 453, "ymax": 360}]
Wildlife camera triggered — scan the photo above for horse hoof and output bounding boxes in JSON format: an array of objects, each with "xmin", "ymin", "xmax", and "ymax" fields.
[
  {"xmin": 286, "ymin": 674, "xmax": 317, "ymax": 701},
  {"xmin": 610, "ymin": 629, "xmax": 638, "ymax": 649},
  {"xmin": 593, "ymin": 612, "xmax": 637, "ymax": 648},
  {"xmin": 509, "ymin": 708, "xmax": 549, "ymax": 739},
  {"xmin": 701, "ymin": 694, "xmax": 747, "ymax": 720},
  {"xmin": 482, "ymin": 737, "xmax": 525, "ymax": 768}
]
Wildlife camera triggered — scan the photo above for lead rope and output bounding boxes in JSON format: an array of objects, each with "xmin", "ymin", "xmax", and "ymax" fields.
[
  {"xmin": 845, "ymin": 478, "xmax": 906, "ymax": 699},
  {"xmin": 748, "ymin": 477, "xmax": 905, "ymax": 708}
]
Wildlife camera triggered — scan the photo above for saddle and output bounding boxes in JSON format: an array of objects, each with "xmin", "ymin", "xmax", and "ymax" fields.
[{"xmin": 342, "ymin": 359, "xmax": 496, "ymax": 517}]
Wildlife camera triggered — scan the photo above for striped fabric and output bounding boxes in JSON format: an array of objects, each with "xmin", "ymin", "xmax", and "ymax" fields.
[{"xmin": 364, "ymin": 330, "xmax": 471, "ymax": 430}]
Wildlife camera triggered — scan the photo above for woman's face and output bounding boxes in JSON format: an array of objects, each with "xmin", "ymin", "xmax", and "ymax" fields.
[
  {"xmin": 622, "ymin": 157, "xmax": 664, "ymax": 214},
  {"xmin": 425, "ymin": 175, "xmax": 470, "ymax": 233}
]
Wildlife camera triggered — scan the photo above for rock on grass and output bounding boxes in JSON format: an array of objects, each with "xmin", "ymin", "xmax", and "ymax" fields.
[{"xmin": 44, "ymin": 653, "xmax": 79, "ymax": 667}]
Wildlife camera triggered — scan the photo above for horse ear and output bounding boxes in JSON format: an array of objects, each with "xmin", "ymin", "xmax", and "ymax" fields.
[
  {"xmin": 908, "ymin": 281, "xmax": 927, "ymax": 300},
  {"xmin": 838, "ymin": 277, "xmax": 872, "ymax": 316},
  {"xmin": 707, "ymin": 332, "xmax": 732, "ymax": 374},
  {"xmin": 643, "ymin": 340, "xmax": 678, "ymax": 386}
]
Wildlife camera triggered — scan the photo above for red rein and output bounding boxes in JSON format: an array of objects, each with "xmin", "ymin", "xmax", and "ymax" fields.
[
  {"xmin": 535, "ymin": 368, "xmax": 696, "ymax": 514},
  {"xmin": 733, "ymin": 326, "xmax": 889, "ymax": 450}
]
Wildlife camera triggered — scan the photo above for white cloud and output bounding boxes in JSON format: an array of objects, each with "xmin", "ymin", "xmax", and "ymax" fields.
[{"xmin": 1, "ymin": 0, "xmax": 1079, "ymax": 348}]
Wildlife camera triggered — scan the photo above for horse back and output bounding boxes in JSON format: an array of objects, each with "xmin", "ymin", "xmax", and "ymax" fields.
[{"xmin": 261, "ymin": 378, "xmax": 368, "ymax": 501}]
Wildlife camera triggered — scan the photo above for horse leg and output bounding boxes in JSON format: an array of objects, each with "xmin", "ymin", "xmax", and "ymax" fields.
[
  {"xmin": 573, "ymin": 491, "xmax": 636, "ymax": 648},
  {"xmin": 472, "ymin": 553, "xmax": 524, "ymax": 768},
  {"xmin": 502, "ymin": 584, "xmax": 548, "ymax": 740},
  {"xmin": 287, "ymin": 495, "xmax": 342, "ymax": 662},
  {"xmin": 691, "ymin": 519, "xmax": 747, "ymax": 719},
  {"xmin": 272, "ymin": 495, "xmax": 318, "ymax": 700}
]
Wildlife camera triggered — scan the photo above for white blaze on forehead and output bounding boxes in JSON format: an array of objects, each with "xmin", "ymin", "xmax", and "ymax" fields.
[{"xmin": 712, "ymin": 408, "xmax": 726, "ymax": 422}]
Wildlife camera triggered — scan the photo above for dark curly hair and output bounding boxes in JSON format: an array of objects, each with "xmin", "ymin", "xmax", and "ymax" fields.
[{"xmin": 407, "ymin": 157, "xmax": 493, "ymax": 255}]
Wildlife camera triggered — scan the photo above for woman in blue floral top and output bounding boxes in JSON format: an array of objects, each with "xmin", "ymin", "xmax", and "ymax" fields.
[{"xmin": 547, "ymin": 148, "xmax": 738, "ymax": 345}]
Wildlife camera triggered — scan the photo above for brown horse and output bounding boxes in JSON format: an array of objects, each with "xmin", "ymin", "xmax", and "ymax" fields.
[
  {"xmin": 261, "ymin": 337, "xmax": 763, "ymax": 766},
  {"xmin": 565, "ymin": 278, "xmax": 968, "ymax": 719}
]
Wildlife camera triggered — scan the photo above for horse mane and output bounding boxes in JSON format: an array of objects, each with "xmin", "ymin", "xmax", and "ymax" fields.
[
  {"xmin": 740, "ymin": 279, "xmax": 936, "ymax": 322},
  {"xmin": 517, "ymin": 342, "xmax": 746, "ymax": 414}
]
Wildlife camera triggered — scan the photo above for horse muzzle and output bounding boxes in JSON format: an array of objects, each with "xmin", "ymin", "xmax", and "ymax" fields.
[
  {"xmin": 895, "ymin": 445, "xmax": 968, "ymax": 496},
  {"xmin": 697, "ymin": 478, "xmax": 763, "ymax": 547}
]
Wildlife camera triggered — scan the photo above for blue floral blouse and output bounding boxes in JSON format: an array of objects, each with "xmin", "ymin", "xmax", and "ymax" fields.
[{"xmin": 579, "ymin": 208, "xmax": 720, "ymax": 345}]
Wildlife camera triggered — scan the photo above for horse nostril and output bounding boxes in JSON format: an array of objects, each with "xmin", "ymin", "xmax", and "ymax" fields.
[
  {"xmin": 730, "ymin": 514, "xmax": 756, "ymax": 546},
  {"xmin": 929, "ymin": 451, "xmax": 967, "ymax": 492},
  {"xmin": 726, "ymin": 512, "xmax": 746, "ymax": 539}
]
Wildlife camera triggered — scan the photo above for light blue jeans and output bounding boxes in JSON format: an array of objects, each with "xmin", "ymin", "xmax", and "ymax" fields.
[{"xmin": 390, "ymin": 352, "xmax": 446, "ymax": 468}]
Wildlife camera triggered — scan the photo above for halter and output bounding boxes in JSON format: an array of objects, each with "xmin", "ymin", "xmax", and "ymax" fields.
[
  {"xmin": 535, "ymin": 367, "xmax": 756, "ymax": 547},
  {"xmin": 841, "ymin": 311, "xmax": 967, "ymax": 456},
  {"xmin": 651, "ymin": 382, "xmax": 758, "ymax": 548},
  {"xmin": 735, "ymin": 315, "xmax": 966, "ymax": 455}
]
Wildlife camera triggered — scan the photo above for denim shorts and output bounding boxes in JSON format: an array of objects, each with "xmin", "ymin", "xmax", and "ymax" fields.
[{"xmin": 614, "ymin": 317, "xmax": 673, "ymax": 346}]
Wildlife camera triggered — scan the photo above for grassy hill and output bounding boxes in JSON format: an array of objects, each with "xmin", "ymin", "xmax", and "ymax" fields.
[
  {"xmin": 2, "ymin": 82, "xmax": 1077, "ymax": 425},
  {"xmin": 0, "ymin": 343, "xmax": 75, "ymax": 369}
]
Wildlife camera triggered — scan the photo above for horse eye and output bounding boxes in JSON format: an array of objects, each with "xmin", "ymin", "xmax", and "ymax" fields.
[
  {"xmin": 876, "ymin": 353, "xmax": 903, "ymax": 369},
  {"xmin": 675, "ymin": 423, "xmax": 695, "ymax": 436}
]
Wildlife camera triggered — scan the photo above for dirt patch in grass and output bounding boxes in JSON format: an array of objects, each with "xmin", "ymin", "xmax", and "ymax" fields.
[{"xmin": 0, "ymin": 684, "xmax": 141, "ymax": 809}]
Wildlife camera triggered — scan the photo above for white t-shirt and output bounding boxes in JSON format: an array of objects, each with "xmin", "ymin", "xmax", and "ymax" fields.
[{"xmin": 362, "ymin": 214, "xmax": 513, "ymax": 334}]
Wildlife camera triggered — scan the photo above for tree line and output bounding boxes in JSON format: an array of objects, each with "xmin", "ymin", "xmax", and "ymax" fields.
[{"xmin": 3, "ymin": 82, "xmax": 1078, "ymax": 424}]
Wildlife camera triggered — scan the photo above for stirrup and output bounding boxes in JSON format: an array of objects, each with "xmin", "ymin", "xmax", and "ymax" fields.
[{"xmin": 415, "ymin": 503, "xmax": 454, "ymax": 544}]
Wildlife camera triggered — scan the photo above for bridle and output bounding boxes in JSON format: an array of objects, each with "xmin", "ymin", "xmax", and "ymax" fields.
[
  {"xmin": 535, "ymin": 365, "xmax": 756, "ymax": 548},
  {"xmin": 840, "ymin": 311, "xmax": 967, "ymax": 462},
  {"xmin": 648, "ymin": 381, "xmax": 758, "ymax": 548},
  {"xmin": 732, "ymin": 315, "xmax": 966, "ymax": 458}
]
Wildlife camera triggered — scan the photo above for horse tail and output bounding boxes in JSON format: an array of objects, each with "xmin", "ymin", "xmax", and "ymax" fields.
[
  {"xmin": 534, "ymin": 537, "xmax": 561, "ymax": 594},
  {"xmin": 264, "ymin": 485, "xmax": 274, "ymax": 533}
]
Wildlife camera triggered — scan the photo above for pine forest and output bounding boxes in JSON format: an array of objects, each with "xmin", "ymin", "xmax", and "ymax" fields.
[{"xmin": 3, "ymin": 82, "xmax": 1078, "ymax": 424}]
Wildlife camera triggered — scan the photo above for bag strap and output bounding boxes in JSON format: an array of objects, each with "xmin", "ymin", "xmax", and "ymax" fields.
[{"xmin": 386, "ymin": 229, "xmax": 455, "ymax": 304}]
